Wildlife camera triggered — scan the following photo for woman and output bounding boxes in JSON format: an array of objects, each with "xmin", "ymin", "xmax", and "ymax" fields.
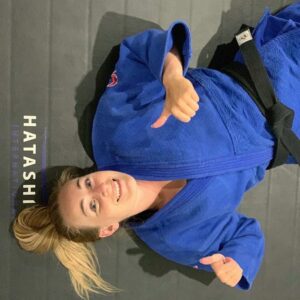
[{"xmin": 13, "ymin": 2, "xmax": 300, "ymax": 300}]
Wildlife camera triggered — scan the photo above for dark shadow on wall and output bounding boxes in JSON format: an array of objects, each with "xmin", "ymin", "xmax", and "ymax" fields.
[
  {"xmin": 74, "ymin": 12, "xmax": 162, "ymax": 162},
  {"xmin": 197, "ymin": 0, "xmax": 292, "ymax": 68},
  {"xmin": 196, "ymin": 0, "xmax": 256, "ymax": 68}
]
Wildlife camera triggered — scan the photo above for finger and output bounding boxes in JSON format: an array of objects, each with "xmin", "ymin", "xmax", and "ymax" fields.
[
  {"xmin": 185, "ymin": 80, "xmax": 199, "ymax": 99},
  {"xmin": 224, "ymin": 257, "xmax": 243, "ymax": 274},
  {"xmin": 222, "ymin": 260, "xmax": 243, "ymax": 278},
  {"xmin": 226, "ymin": 270, "xmax": 242, "ymax": 287},
  {"xmin": 191, "ymin": 90, "xmax": 200, "ymax": 102},
  {"xmin": 222, "ymin": 258, "xmax": 236, "ymax": 268},
  {"xmin": 217, "ymin": 271, "xmax": 232, "ymax": 284},
  {"xmin": 228, "ymin": 268, "xmax": 241, "ymax": 280},
  {"xmin": 200, "ymin": 253, "xmax": 226, "ymax": 265},
  {"xmin": 151, "ymin": 109, "xmax": 171, "ymax": 128},
  {"xmin": 224, "ymin": 257, "xmax": 232, "ymax": 264},
  {"xmin": 171, "ymin": 107, "xmax": 192, "ymax": 123},
  {"xmin": 216, "ymin": 260, "xmax": 242, "ymax": 286},
  {"xmin": 176, "ymin": 102, "xmax": 197, "ymax": 118},
  {"xmin": 185, "ymin": 99, "xmax": 200, "ymax": 112},
  {"xmin": 151, "ymin": 115, "xmax": 169, "ymax": 128},
  {"xmin": 217, "ymin": 267, "xmax": 240, "ymax": 285},
  {"xmin": 215, "ymin": 262, "xmax": 236, "ymax": 277},
  {"xmin": 185, "ymin": 83, "xmax": 199, "ymax": 102},
  {"xmin": 224, "ymin": 264, "xmax": 242, "ymax": 281}
]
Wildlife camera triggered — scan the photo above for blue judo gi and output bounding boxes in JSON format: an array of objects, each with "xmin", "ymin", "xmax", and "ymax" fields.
[{"xmin": 92, "ymin": 2, "xmax": 300, "ymax": 291}]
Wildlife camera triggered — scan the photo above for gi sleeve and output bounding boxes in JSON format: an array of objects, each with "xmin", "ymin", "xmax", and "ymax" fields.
[
  {"xmin": 217, "ymin": 212, "xmax": 265, "ymax": 290},
  {"xmin": 193, "ymin": 167, "xmax": 266, "ymax": 290},
  {"xmin": 120, "ymin": 20, "xmax": 192, "ymax": 82},
  {"xmin": 157, "ymin": 167, "xmax": 268, "ymax": 291},
  {"xmin": 194, "ymin": 168, "xmax": 266, "ymax": 290}
]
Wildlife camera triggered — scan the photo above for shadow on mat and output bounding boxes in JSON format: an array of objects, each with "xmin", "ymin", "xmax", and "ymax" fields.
[
  {"xmin": 74, "ymin": 12, "xmax": 162, "ymax": 161},
  {"xmin": 124, "ymin": 229, "xmax": 216, "ymax": 286}
]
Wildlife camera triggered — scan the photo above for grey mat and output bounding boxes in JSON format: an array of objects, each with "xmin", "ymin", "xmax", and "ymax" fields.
[{"xmin": 1, "ymin": 0, "xmax": 299, "ymax": 299}]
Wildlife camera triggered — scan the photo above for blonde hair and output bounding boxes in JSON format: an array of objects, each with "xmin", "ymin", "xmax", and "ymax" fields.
[{"xmin": 12, "ymin": 167, "xmax": 123, "ymax": 299}]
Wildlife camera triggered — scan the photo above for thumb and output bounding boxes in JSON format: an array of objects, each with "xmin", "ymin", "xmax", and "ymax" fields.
[
  {"xmin": 224, "ymin": 257, "xmax": 232, "ymax": 264},
  {"xmin": 200, "ymin": 253, "xmax": 226, "ymax": 265},
  {"xmin": 151, "ymin": 107, "xmax": 171, "ymax": 129}
]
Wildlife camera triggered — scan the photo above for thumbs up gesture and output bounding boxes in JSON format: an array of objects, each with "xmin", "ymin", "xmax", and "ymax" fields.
[
  {"xmin": 200, "ymin": 253, "xmax": 243, "ymax": 288},
  {"xmin": 151, "ymin": 75, "xmax": 200, "ymax": 129}
]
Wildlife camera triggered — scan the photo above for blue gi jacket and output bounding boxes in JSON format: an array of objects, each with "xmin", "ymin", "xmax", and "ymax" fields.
[{"xmin": 92, "ymin": 2, "xmax": 300, "ymax": 291}]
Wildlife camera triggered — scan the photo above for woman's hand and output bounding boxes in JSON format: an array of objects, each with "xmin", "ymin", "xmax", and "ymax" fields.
[
  {"xmin": 151, "ymin": 75, "xmax": 200, "ymax": 128},
  {"xmin": 200, "ymin": 253, "xmax": 243, "ymax": 288}
]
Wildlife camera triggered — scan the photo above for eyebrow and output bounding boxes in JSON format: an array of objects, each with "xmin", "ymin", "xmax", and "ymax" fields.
[{"xmin": 77, "ymin": 178, "xmax": 87, "ymax": 217}]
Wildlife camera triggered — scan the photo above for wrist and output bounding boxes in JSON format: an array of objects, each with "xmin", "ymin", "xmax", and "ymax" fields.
[
  {"xmin": 162, "ymin": 70, "xmax": 182, "ymax": 87},
  {"xmin": 162, "ymin": 47, "xmax": 183, "ymax": 87}
]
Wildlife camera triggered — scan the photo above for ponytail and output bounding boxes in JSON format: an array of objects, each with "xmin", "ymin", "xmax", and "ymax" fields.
[
  {"xmin": 12, "ymin": 167, "xmax": 123, "ymax": 299},
  {"xmin": 13, "ymin": 205, "xmax": 58, "ymax": 253}
]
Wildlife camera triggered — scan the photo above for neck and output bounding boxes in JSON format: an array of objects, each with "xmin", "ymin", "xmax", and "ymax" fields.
[
  {"xmin": 135, "ymin": 179, "xmax": 172, "ymax": 211},
  {"xmin": 149, "ymin": 179, "xmax": 187, "ymax": 210}
]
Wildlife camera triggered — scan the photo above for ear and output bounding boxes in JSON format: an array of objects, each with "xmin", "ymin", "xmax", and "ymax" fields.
[{"xmin": 98, "ymin": 223, "xmax": 120, "ymax": 238}]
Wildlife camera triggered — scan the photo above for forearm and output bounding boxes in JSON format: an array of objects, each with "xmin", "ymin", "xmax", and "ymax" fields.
[{"xmin": 162, "ymin": 46, "xmax": 183, "ymax": 86}]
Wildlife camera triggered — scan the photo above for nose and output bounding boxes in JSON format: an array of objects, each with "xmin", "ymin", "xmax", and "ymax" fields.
[{"xmin": 92, "ymin": 180, "xmax": 114, "ymax": 199}]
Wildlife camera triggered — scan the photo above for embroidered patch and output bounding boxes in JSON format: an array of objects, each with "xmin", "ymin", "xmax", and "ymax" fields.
[{"xmin": 107, "ymin": 70, "xmax": 118, "ymax": 87}]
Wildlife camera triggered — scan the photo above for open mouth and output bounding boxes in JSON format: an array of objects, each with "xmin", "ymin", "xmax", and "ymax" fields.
[{"xmin": 112, "ymin": 179, "xmax": 121, "ymax": 202}]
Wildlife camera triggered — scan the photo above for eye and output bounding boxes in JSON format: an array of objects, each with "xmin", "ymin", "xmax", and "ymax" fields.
[
  {"xmin": 90, "ymin": 199, "xmax": 97, "ymax": 212},
  {"xmin": 85, "ymin": 178, "xmax": 92, "ymax": 189}
]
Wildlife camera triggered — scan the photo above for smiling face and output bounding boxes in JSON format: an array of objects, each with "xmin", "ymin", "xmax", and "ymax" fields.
[
  {"xmin": 57, "ymin": 170, "xmax": 166, "ymax": 238},
  {"xmin": 57, "ymin": 170, "xmax": 139, "ymax": 237}
]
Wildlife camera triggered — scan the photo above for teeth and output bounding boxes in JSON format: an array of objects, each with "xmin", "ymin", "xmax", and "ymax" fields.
[{"xmin": 113, "ymin": 179, "xmax": 120, "ymax": 201}]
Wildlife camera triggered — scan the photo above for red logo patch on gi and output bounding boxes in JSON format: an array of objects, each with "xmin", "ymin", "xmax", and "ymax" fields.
[{"xmin": 107, "ymin": 70, "xmax": 118, "ymax": 87}]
